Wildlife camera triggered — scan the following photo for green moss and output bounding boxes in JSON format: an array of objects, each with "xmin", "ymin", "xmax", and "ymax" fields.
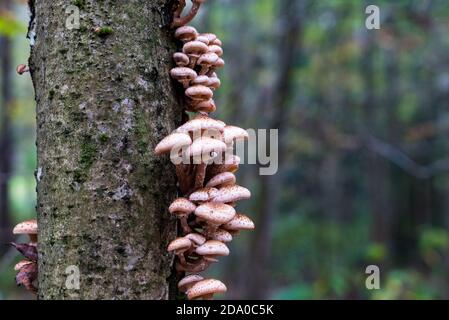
[
  {"xmin": 72, "ymin": 0, "xmax": 85, "ymax": 9},
  {"xmin": 80, "ymin": 137, "xmax": 97, "ymax": 170},
  {"xmin": 95, "ymin": 26, "xmax": 113, "ymax": 37},
  {"xmin": 99, "ymin": 133, "xmax": 109, "ymax": 143}
]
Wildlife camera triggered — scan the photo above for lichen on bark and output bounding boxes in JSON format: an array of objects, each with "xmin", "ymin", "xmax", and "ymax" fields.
[{"xmin": 30, "ymin": 0, "xmax": 181, "ymax": 299}]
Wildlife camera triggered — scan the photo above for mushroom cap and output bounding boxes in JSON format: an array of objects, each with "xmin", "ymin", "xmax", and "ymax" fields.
[
  {"xmin": 183, "ymin": 41, "xmax": 209, "ymax": 57},
  {"xmin": 213, "ymin": 185, "xmax": 251, "ymax": 203},
  {"xmin": 155, "ymin": 132, "xmax": 192, "ymax": 155},
  {"xmin": 189, "ymin": 187, "xmax": 219, "ymax": 202},
  {"xmin": 196, "ymin": 35, "xmax": 210, "ymax": 45},
  {"xmin": 176, "ymin": 115, "xmax": 225, "ymax": 133},
  {"xmin": 207, "ymin": 77, "xmax": 221, "ymax": 90},
  {"xmin": 223, "ymin": 126, "xmax": 249, "ymax": 144},
  {"xmin": 192, "ymin": 75, "xmax": 210, "ymax": 86},
  {"xmin": 210, "ymin": 38, "xmax": 222, "ymax": 46},
  {"xmin": 169, "ymin": 198, "xmax": 196, "ymax": 215},
  {"xmin": 13, "ymin": 219, "xmax": 37, "ymax": 235},
  {"xmin": 185, "ymin": 85, "xmax": 213, "ymax": 101},
  {"xmin": 185, "ymin": 233, "xmax": 206, "ymax": 246},
  {"xmin": 196, "ymin": 240, "xmax": 229, "ymax": 256},
  {"xmin": 209, "ymin": 229, "xmax": 233, "ymax": 243},
  {"xmin": 187, "ymin": 137, "xmax": 227, "ymax": 160},
  {"xmin": 170, "ymin": 67, "xmax": 197, "ymax": 82},
  {"xmin": 175, "ymin": 26, "xmax": 198, "ymax": 42},
  {"xmin": 200, "ymin": 33, "xmax": 217, "ymax": 43},
  {"xmin": 173, "ymin": 52, "xmax": 190, "ymax": 67},
  {"xmin": 189, "ymin": 99, "xmax": 216, "ymax": 113},
  {"xmin": 222, "ymin": 213, "xmax": 255, "ymax": 231},
  {"xmin": 187, "ymin": 278, "xmax": 227, "ymax": 300},
  {"xmin": 195, "ymin": 202, "xmax": 236, "ymax": 225},
  {"xmin": 14, "ymin": 260, "xmax": 33, "ymax": 271},
  {"xmin": 206, "ymin": 172, "xmax": 236, "ymax": 188},
  {"xmin": 178, "ymin": 274, "xmax": 204, "ymax": 292},
  {"xmin": 167, "ymin": 237, "xmax": 192, "ymax": 252},
  {"xmin": 208, "ymin": 44, "xmax": 223, "ymax": 57},
  {"xmin": 198, "ymin": 52, "xmax": 219, "ymax": 67}
]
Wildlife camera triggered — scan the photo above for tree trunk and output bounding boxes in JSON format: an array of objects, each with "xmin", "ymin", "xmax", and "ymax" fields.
[
  {"xmin": 30, "ymin": 0, "xmax": 181, "ymax": 299},
  {"xmin": 0, "ymin": 0, "xmax": 13, "ymax": 257}
]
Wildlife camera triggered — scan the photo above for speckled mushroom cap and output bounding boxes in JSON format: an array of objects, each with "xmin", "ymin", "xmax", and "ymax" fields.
[
  {"xmin": 178, "ymin": 274, "xmax": 204, "ymax": 292},
  {"xmin": 187, "ymin": 137, "xmax": 227, "ymax": 160},
  {"xmin": 167, "ymin": 237, "xmax": 192, "ymax": 252},
  {"xmin": 206, "ymin": 172, "xmax": 236, "ymax": 188},
  {"xmin": 208, "ymin": 45, "xmax": 223, "ymax": 57},
  {"xmin": 189, "ymin": 187, "xmax": 219, "ymax": 202},
  {"xmin": 209, "ymin": 229, "xmax": 233, "ymax": 243},
  {"xmin": 175, "ymin": 26, "xmax": 198, "ymax": 42},
  {"xmin": 185, "ymin": 85, "xmax": 213, "ymax": 101},
  {"xmin": 199, "ymin": 33, "xmax": 217, "ymax": 43},
  {"xmin": 222, "ymin": 213, "xmax": 255, "ymax": 231},
  {"xmin": 176, "ymin": 115, "xmax": 225, "ymax": 133},
  {"xmin": 14, "ymin": 260, "xmax": 33, "ymax": 271},
  {"xmin": 13, "ymin": 219, "xmax": 37, "ymax": 235},
  {"xmin": 173, "ymin": 52, "xmax": 190, "ymax": 67},
  {"xmin": 185, "ymin": 233, "xmax": 206, "ymax": 246},
  {"xmin": 213, "ymin": 185, "xmax": 251, "ymax": 203},
  {"xmin": 154, "ymin": 132, "xmax": 192, "ymax": 155},
  {"xmin": 187, "ymin": 278, "xmax": 227, "ymax": 300},
  {"xmin": 169, "ymin": 198, "xmax": 196, "ymax": 215},
  {"xmin": 183, "ymin": 40, "xmax": 209, "ymax": 58},
  {"xmin": 196, "ymin": 240, "xmax": 229, "ymax": 257},
  {"xmin": 195, "ymin": 202, "xmax": 236, "ymax": 226},
  {"xmin": 192, "ymin": 75, "xmax": 210, "ymax": 86},
  {"xmin": 190, "ymin": 99, "xmax": 216, "ymax": 113},
  {"xmin": 223, "ymin": 125, "xmax": 249, "ymax": 144}
]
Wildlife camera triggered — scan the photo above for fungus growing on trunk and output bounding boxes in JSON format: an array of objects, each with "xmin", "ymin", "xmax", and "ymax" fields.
[{"xmin": 154, "ymin": 0, "xmax": 255, "ymax": 299}]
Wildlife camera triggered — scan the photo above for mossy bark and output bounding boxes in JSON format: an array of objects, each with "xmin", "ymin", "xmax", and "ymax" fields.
[{"xmin": 30, "ymin": 0, "xmax": 181, "ymax": 299}]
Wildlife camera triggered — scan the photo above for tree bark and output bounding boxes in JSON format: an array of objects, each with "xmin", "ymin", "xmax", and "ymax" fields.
[{"xmin": 30, "ymin": 0, "xmax": 181, "ymax": 299}]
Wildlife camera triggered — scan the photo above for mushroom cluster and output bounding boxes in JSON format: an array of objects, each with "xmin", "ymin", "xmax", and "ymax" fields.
[
  {"xmin": 154, "ymin": 1, "xmax": 255, "ymax": 300},
  {"xmin": 11, "ymin": 219, "xmax": 38, "ymax": 294}
]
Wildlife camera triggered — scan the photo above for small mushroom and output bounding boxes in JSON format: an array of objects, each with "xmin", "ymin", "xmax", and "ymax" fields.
[
  {"xmin": 167, "ymin": 237, "xmax": 192, "ymax": 265},
  {"xmin": 207, "ymin": 57, "xmax": 225, "ymax": 76},
  {"xmin": 187, "ymin": 137, "xmax": 227, "ymax": 163},
  {"xmin": 13, "ymin": 219, "xmax": 37, "ymax": 243},
  {"xmin": 175, "ymin": 25, "xmax": 198, "ymax": 42},
  {"xmin": 170, "ymin": 67, "xmax": 198, "ymax": 88},
  {"xmin": 178, "ymin": 274, "xmax": 204, "ymax": 293},
  {"xmin": 213, "ymin": 185, "xmax": 251, "ymax": 203},
  {"xmin": 197, "ymin": 52, "xmax": 219, "ymax": 75},
  {"xmin": 196, "ymin": 240, "xmax": 229, "ymax": 262},
  {"xmin": 209, "ymin": 229, "xmax": 233, "ymax": 243},
  {"xmin": 15, "ymin": 261, "xmax": 38, "ymax": 294},
  {"xmin": 176, "ymin": 114, "xmax": 225, "ymax": 134},
  {"xmin": 206, "ymin": 172, "xmax": 236, "ymax": 188},
  {"xmin": 187, "ymin": 278, "xmax": 227, "ymax": 300},
  {"xmin": 199, "ymin": 33, "xmax": 217, "ymax": 44},
  {"xmin": 194, "ymin": 202, "xmax": 236, "ymax": 232},
  {"xmin": 169, "ymin": 198, "xmax": 196, "ymax": 233},
  {"xmin": 183, "ymin": 41, "xmax": 209, "ymax": 68},
  {"xmin": 185, "ymin": 233, "xmax": 206, "ymax": 247},
  {"xmin": 208, "ymin": 44, "xmax": 223, "ymax": 57},
  {"xmin": 172, "ymin": 0, "xmax": 207, "ymax": 28},
  {"xmin": 185, "ymin": 85, "xmax": 213, "ymax": 101},
  {"xmin": 192, "ymin": 75, "xmax": 211, "ymax": 86},
  {"xmin": 207, "ymin": 77, "xmax": 221, "ymax": 90},
  {"xmin": 223, "ymin": 125, "xmax": 249, "ymax": 144},
  {"xmin": 196, "ymin": 35, "xmax": 210, "ymax": 45},
  {"xmin": 155, "ymin": 132, "xmax": 192, "ymax": 155},
  {"xmin": 173, "ymin": 52, "xmax": 190, "ymax": 67},
  {"xmin": 16, "ymin": 64, "xmax": 30, "ymax": 75},
  {"xmin": 222, "ymin": 213, "xmax": 255, "ymax": 233},
  {"xmin": 189, "ymin": 187, "xmax": 219, "ymax": 203},
  {"xmin": 188, "ymin": 99, "xmax": 216, "ymax": 114},
  {"xmin": 14, "ymin": 260, "xmax": 33, "ymax": 271}
]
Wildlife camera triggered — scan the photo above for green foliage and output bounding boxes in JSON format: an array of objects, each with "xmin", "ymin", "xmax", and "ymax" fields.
[{"xmin": 0, "ymin": 14, "xmax": 26, "ymax": 38}]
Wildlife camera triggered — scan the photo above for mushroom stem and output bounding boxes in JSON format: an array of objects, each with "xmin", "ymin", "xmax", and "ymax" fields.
[
  {"xmin": 194, "ymin": 163, "xmax": 207, "ymax": 190},
  {"xmin": 174, "ymin": 0, "xmax": 186, "ymax": 18},
  {"xmin": 172, "ymin": 1, "xmax": 202, "ymax": 28},
  {"xmin": 176, "ymin": 258, "xmax": 210, "ymax": 273},
  {"xmin": 180, "ymin": 216, "xmax": 193, "ymax": 233},
  {"xmin": 29, "ymin": 234, "xmax": 38, "ymax": 243}
]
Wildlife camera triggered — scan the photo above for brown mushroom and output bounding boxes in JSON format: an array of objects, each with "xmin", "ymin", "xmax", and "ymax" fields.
[
  {"xmin": 178, "ymin": 274, "xmax": 204, "ymax": 293},
  {"xmin": 206, "ymin": 172, "xmax": 236, "ymax": 188},
  {"xmin": 170, "ymin": 67, "xmax": 197, "ymax": 88},
  {"xmin": 155, "ymin": 132, "xmax": 192, "ymax": 156},
  {"xmin": 185, "ymin": 85, "xmax": 213, "ymax": 101},
  {"xmin": 222, "ymin": 213, "xmax": 255, "ymax": 233},
  {"xmin": 183, "ymin": 41, "xmax": 209, "ymax": 68},
  {"xmin": 213, "ymin": 185, "xmax": 251, "ymax": 203},
  {"xmin": 187, "ymin": 278, "xmax": 227, "ymax": 300},
  {"xmin": 189, "ymin": 187, "xmax": 219, "ymax": 203},
  {"xmin": 196, "ymin": 240, "xmax": 229, "ymax": 262},
  {"xmin": 197, "ymin": 52, "xmax": 219, "ymax": 75},
  {"xmin": 169, "ymin": 198, "xmax": 196, "ymax": 233},
  {"xmin": 175, "ymin": 25, "xmax": 198, "ymax": 42},
  {"xmin": 13, "ymin": 219, "xmax": 37, "ymax": 243},
  {"xmin": 173, "ymin": 52, "xmax": 190, "ymax": 67},
  {"xmin": 195, "ymin": 202, "xmax": 236, "ymax": 233},
  {"xmin": 167, "ymin": 237, "xmax": 192, "ymax": 265}
]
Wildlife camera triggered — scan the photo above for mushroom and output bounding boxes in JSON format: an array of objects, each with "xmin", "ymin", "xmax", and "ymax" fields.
[
  {"xmin": 208, "ymin": 44, "xmax": 223, "ymax": 57},
  {"xmin": 194, "ymin": 202, "xmax": 236, "ymax": 233},
  {"xmin": 15, "ymin": 261, "xmax": 38, "ymax": 294},
  {"xmin": 196, "ymin": 240, "xmax": 229, "ymax": 262},
  {"xmin": 196, "ymin": 34, "xmax": 210, "ymax": 45},
  {"xmin": 172, "ymin": 0, "xmax": 207, "ymax": 28},
  {"xmin": 154, "ymin": 132, "xmax": 192, "ymax": 156},
  {"xmin": 169, "ymin": 198, "xmax": 196, "ymax": 233},
  {"xmin": 176, "ymin": 114, "xmax": 225, "ymax": 134},
  {"xmin": 222, "ymin": 213, "xmax": 255, "ymax": 233},
  {"xmin": 173, "ymin": 52, "xmax": 190, "ymax": 67},
  {"xmin": 206, "ymin": 172, "xmax": 236, "ymax": 188},
  {"xmin": 170, "ymin": 67, "xmax": 197, "ymax": 88},
  {"xmin": 174, "ymin": 25, "xmax": 198, "ymax": 42},
  {"xmin": 192, "ymin": 75, "xmax": 210, "ymax": 86},
  {"xmin": 213, "ymin": 185, "xmax": 251, "ymax": 203},
  {"xmin": 199, "ymin": 33, "xmax": 217, "ymax": 44},
  {"xmin": 197, "ymin": 52, "xmax": 219, "ymax": 75},
  {"xmin": 208, "ymin": 229, "xmax": 233, "ymax": 243},
  {"xmin": 183, "ymin": 41, "xmax": 209, "ymax": 68},
  {"xmin": 210, "ymin": 38, "xmax": 222, "ymax": 46},
  {"xmin": 14, "ymin": 260, "xmax": 34, "ymax": 271},
  {"xmin": 207, "ymin": 77, "xmax": 221, "ymax": 90},
  {"xmin": 189, "ymin": 187, "xmax": 219, "ymax": 203},
  {"xmin": 178, "ymin": 274, "xmax": 204, "ymax": 293},
  {"xmin": 187, "ymin": 137, "xmax": 227, "ymax": 164},
  {"xmin": 167, "ymin": 237, "xmax": 192, "ymax": 265},
  {"xmin": 16, "ymin": 64, "xmax": 30, "ymax": 75},
  {"xmin": 187, "ymin": 278, "xmax": 227, "ymax": 300},
  {"xmin": 188, "ymin": 99, "xmax": 216, "ymax": 114},
  {"xmin": 207, "ymin": 57, "xmax": 225, "ymax": 76},
  {"xmin": 185, "ymin": 85, "xmax": 213, "ymax": 101},
  {"xmin": 13, "ymin": 219, "xmax": 37, "ymax": 243},
  {"xmin": 185, "ymin": 233, "xmax": 206, "ymax": 247},
  {"xmin": 223, "ymin": 125, "xmax": 249, "ymax": 145}
]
